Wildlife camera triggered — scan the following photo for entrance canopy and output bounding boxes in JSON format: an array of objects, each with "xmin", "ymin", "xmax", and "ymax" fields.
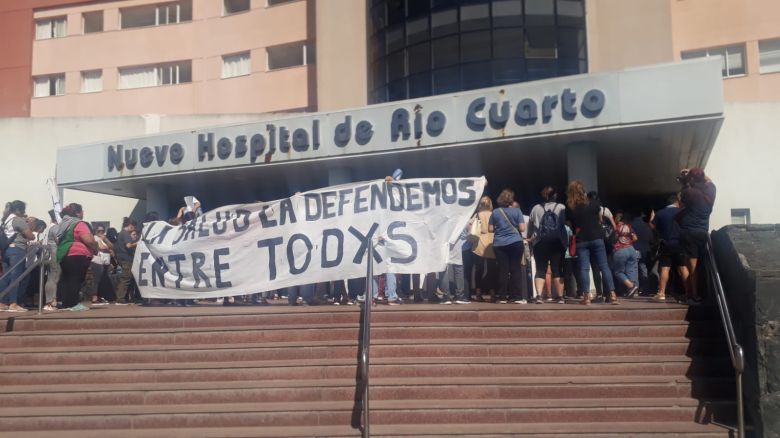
[{"xmin": 57, "ymin": 59, "xmax": 724, "ymax": 213}]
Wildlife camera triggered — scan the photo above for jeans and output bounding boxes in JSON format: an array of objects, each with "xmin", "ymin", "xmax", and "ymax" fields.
[
  {"xmin": 494, "ymin": 242, "xmax": 524, "ymax": 300},
  {"xmin": 372, "ymin": 274, "xmax": 398, "ymax": 301},
  {"xmin": 287, "ymin": 283, "xmax": 315, "ymax": 305},
  {"xmin": 0, "ymin": 247, "xmax": 27, "ymax": 305},
  {"xmin": 576, "ymin": 239, "xmax": 615, "ymax": 293},
  {"xmin": 613, "ymin": 247, "xmax": 639, "ymax": 287},
  {"xmin": 44, "ymin": 242, "xmax": 60, "ymax": 304},
  {"xmin": 462, "ymin": 250, "xmax": 475, "ymax": 295},
  {"xmin": 439, "ymin": 263, "xmax": 467, "ymax": 301}
]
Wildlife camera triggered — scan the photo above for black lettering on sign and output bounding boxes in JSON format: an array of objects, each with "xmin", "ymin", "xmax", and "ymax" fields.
[
  {"xmin": 217, "ymin": 137, "xmax": 232, "ymax": 160},
  {"xmin": 214, "ymin": 248, "xmax": 232, "ymax": 288},
  {"xmin": 235, "ymin": 135, "xmax": 248, "ymax": 158},
  {"xmin": 387, "ymin": 221, "xmax": 417, "ymax": 264},
  {"xmin": 138, "ymin": 252, "xmax": 150, "ymax": 286},
  {"xmin": 349, "ymin": 223, "xmax": 382, "ymax": 265},
  {"xmin": 458, "ymin": 179, "xmax": 477, "ymax": 206},
  {"xmin": 370, "ymin": 183, "xmax": 387, "ymax": 210},
  {"xmin": 198, "ymin": 133, "xmax": 215, "ymax": 161},
  {"xmin": 390, "ymin": 108, "xmax": 410, "ymax": 142},
  {"xmin": 441, "ymin": 179, "xmax": 458, "ymax": 204},
  {"xmin": 259, "ymin": 205, "xmax": 277, "ymax": 228},
  {"xmin": 108, "ymin": 144, "xmax": 124, "ymax": 171},
  {"xmin": 354, "ymin": 185, "xmax": 370, "ymax": 213},
  {"xmin": 154, "ymin": 145, "xmax": 168, "ymax": 166},
  {"xmin": 279, "ymin": 199, "xmax": 297, "ymax": 225},
  {"xmin": 151, "ymin": 256, "xmax": 168, "ymax": 287},
  {"xmin": 321, "ymin": 228, "xmax": 344, "ymax": 268},
  {"xmin": 405, "ymin": 182, "xmax": 422, "ymax": 211},
  {"xmin": 139, "ymin": 147, "xmax": 154, "ymax": 168},
  {"xmin": 170, "ymin": 143, "xmax": 184, "ymax": 165},
  {"xmin": 305, "ymin": 193, "xmax": 322, "ymax": 221},
  {"xmin": 191, "ymin": 252, "xmax": 212, "ymax": 288},
  {"xmin": 233, "ymin": 209, "xmax": 251, "ymax": 232},
  {"xmin": 421, "ymin": 180, "xmax": 441, "ymax": 208},
  {"xmin": 321, "ymin": 191, "xmax": 337, "ymax": 219},
  {"xmin": 168, "ymin": 254, "xmax": 186, "ymax": 288},
  {"xmin": 287, "ymin": 234, "xmax": 313, "ymax": 275},
  {"xmin": 257, "ymin": 237, "xmax": 283, "ymax": 281},
  {"xmin": 213, "ymin": 211, "xmax": 231, "ymax": 235}
]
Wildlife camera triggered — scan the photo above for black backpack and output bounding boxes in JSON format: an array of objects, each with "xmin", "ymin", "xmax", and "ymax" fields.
[{"xmin": 538, "ymin": 205, "xmax": 561, "ymax": 241}]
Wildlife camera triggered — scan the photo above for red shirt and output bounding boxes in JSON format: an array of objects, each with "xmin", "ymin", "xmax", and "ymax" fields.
[
  {"xmin": 67, "ymin": 222, "xmax": 94, "ymax": 258},
  {"xmin": 613, "ymin": 222, "xmax": 635, "ymax": 252}
]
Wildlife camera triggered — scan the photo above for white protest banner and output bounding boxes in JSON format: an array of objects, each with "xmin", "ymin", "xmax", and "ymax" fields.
[{"xmin": 134, "ymin": 177, "xmax": 486, "ymax": 299}]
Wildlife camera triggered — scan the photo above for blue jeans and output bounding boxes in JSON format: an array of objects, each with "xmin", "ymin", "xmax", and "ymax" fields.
[
  {"xmin": 576, "ymin": 239, "xmax": 615, "ymax": 293},
  {"xmin": 372, "ymin": 274, "xmax": 398, "ymax": 301},
  {"xmin": 287, "ymin": 283, "xmax": 315, "ymax": 305},
  {"xmin": 613, "ymin": 247, "xmax": 639, "ymax": 287},
  {"xmin": 0, "ymin": 247, "xmax": 27, "ymax": 305}
]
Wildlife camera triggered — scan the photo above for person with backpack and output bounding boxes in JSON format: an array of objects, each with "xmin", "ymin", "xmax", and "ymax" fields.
[
  {"xmin": 0, "ymin": 200, "xmax": 35, "ymax": 312},
  {"xmin": 55, "ymin": 203, "xmax": 97, "ymax": 311},
  {"xmin": 528, "ymin": 187, "xmax": 567, "ymax": 304},
  {"xmin": 488, "ymin": 189, "xmax": 526, "ymax": 304}
]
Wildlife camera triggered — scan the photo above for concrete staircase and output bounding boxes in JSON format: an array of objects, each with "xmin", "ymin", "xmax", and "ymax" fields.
[{"xmin": 0, "ymin": 302, "xmax": 737, "ymax": 437}]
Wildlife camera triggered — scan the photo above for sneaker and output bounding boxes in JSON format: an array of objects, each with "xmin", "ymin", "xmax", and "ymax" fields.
[
  {"xmin": 513, "ymin": 299, "xmax": 528, "ymax": 304},
  {"xmin": 91, "ymin": 298, "xmax": 109, "ymax": 306},
  {"xmin": 626, "ymin": 286, "xmax": 640, "ymax": 298},
  {"xmin": 346, "ymin": 300, "xmax": 356, "ymax": 306},
  {"xmin": 434, "ymin": 288, "xmax": 445, "ymax": 299},
  {"xmin": 67, "ymin": 303, "xmax": 90, "ymax": 312},
  {"xmin": 651, "ymin": 293, "xmax": 666, "ymax": 302},
  {"xmin": 557, "ymin": 299, "xmax": 566, "ymax": 304},
  {"xmin": 454, "ymin": 300, "xmax": 471, "ymax": 304},
  {"xmin": 43, "ymin": 304, "xmax": 57, "ymax": 311},
  {"xmin": 388, "ymin": 299, "xmax": 403, "ymax": 306},
  {"xmin": 356, "ymin": 295, "xmax": 365, "ymax": 302},
  {"xmin": 112, "ymin": 301, "xmax": 130, "ymax": 306},
  {"xmin": 440, "ymin": 300, "xmax": 453, "ymax": 305},
  {"xmin": 498, "ymin": 299, "xmax": 508, "ymax": 304},
  {"xmin": 545, "ymin": 297, "xmax": 554, "ymax": 302},
  {"xmin": 6, "ymin": 304, "xmax": 28, "ymax": 313},
  {"xmin": 332, "ymin": 301, "xmax": 341, "ymax": 306},
  {"xmin": 534, "ymin": 298, "xmax": 543, "ymax": 304}
]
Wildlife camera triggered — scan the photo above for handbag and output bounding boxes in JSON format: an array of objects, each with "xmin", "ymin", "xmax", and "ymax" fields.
[
  {"xmin": 472, "ymin": 211, "xmax": 495, "ymax": 259},
  {"xmin": 467, "ymin": 215, "xmax": 481, "ymax": 245}
]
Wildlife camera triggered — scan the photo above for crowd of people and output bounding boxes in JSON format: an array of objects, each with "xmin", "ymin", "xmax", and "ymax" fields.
[{"xmin": 0, "ymin": 168, "xmax": 716, "ymax": 312}]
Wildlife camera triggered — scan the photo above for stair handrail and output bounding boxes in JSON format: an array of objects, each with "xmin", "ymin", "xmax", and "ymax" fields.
[
  {"xmin": 705, "ymin": 233, "xmax": 745, "ymax": 438},
  {"xmin": 0, "ymin": 245, "xmax": 49, "ymax": 316},
  {"xmin": 360, "ymin": 242, "xmax": 374, "ymax": 438}
]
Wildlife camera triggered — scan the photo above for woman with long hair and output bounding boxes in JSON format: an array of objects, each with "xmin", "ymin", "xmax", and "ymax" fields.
[
  {"xmin": 55, "ymin": 203, "xmax": 97, "ymax": 311},
  {"xmin": 471, "ymin": 196, "xmax": 497, "ymax": 302},
  {"xmin": 565, "ymin": 181, "xmax": 617, "ymax": 305},
  {"xmin": 488, "ymin": 189, "xmax": 526, "ymax": 303}
]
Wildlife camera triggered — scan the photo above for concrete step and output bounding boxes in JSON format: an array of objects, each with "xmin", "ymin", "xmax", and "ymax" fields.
[
  {"xmin": 0, "ymin": 322, "xmax": 722, "ymax": 349},
  {"xmin": 0, "ymin": 376, "xmax": 736, "ymax": 407},
  {"xmin": 0, "ymin": 398, "xmax": 736, "ymax": 431},
  {"xmin": 0, "ymin": 421, "xmax": 735, "ymax": 437},
  {"xmin": 0, "ymin": 337, "xmax": 728, "ymax": 366},
  {"xmin": 0, "ymin": 355, "xmax": 732, "ymax": 386},
  {"xmin": 2, "ymin": 303, "xmax": 711, "ymax": 333}
]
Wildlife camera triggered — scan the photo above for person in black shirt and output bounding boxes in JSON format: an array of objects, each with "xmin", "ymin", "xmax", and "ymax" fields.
[
  {"xmin": 651, "ymin": 194, "xmax": 689, "ymax": 302},
  {"xmin": 565, "ymin": 181, "xmax": 617, "ymax": 305},
  {"xmin": 677, "ymin": 168, "xmax": 716, "ymax": 304}
]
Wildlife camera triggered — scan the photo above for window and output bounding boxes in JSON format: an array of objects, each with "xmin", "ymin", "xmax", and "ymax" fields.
[
  {"xmin": 267, "ymin": 0, "xmax": 297, "ymax": 5},
  {"xmin": 731, "ymin": 208, "xmax": 751, "ymax": 226},
  {"xmin": 35, "ymin": 17, "xmax": 66, "ymax": 40},
  {"xmin": 267, "ymin": 42, "xmax": 314, "ymax": 70},
  {"xmin": 118, "ymin": 61, "xmax": 192, "ymax": 89},
  {"xmin": 83, "ymin": 11, "xmax": 103, "ymax": 33},
  {"xmin": 224, "ymin": 0, "xmax": 250, "ymax": 15},
  {"xmin": 759, "ymin": 39, "xmax": 780, "ymax": 74},
  {"xmin": 681, "ymin": 44, "xmax": 746, "ymax": 77},
  {"xmin": 81, "ymin": 70, "xmax": 103, "ymax": 93},
  {"xmin": 33, "ymin": 74, "xmax": 65, "ymax": 97},
  {"xmin": 120, "ymin": 1, "xmax": 192, "ymax": 29},
  {"xmin": 222, "ymin": 52, "xmax": 251, "ymax": 78}
]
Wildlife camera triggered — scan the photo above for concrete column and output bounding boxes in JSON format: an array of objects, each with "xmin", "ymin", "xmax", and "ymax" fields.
[
  {"xmin": 566, "ymin": 142, "xmax": 598, "ymax": 192},
  {"xmin": 145, "ymin": 184, "xmax": 169, "ymax": 219},
  {"xmin": 328, "ymin": 167, "xmax": 353, "ymax": 186}
]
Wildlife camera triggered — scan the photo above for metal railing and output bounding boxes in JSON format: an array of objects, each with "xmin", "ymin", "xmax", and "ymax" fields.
[
  {"xmin": 359, "ymin": 243, "xmax": 374, "ymax": 438},
  {"xmin": 0, "ymin": 246, "xmax": 49, "ymax": 317},
  {"xmin": 705, "ymin": 234, "xmax": 745, "ymax": 438}
]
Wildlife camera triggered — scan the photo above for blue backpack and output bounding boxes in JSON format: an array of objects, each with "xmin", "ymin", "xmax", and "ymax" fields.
[{"xmin": 538, "ymin": 205, "xmax": 561, "ymax": 242}]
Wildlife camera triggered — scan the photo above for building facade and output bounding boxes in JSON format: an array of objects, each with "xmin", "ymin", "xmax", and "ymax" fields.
[{"xmin": 0, "ymin": 0, "xmax": 778, "ymax": 229}]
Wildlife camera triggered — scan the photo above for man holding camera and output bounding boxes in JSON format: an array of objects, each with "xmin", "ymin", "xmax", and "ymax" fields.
[{"xmin": 676, "ymin": 168, "xmax": 716, "ymax": 304}]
